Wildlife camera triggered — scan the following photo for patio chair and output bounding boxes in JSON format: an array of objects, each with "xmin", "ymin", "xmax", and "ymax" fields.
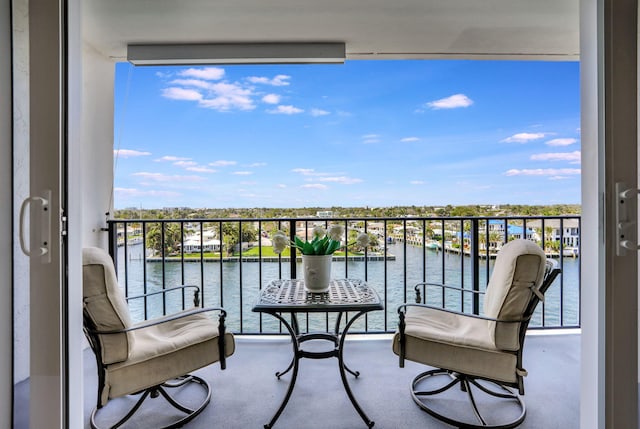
[
  {"xmin": 393, "ymin": 239, "xmax": 560, "ymax": 429},
  {"xmin": 82, "ymin": 246, "xmax": 235, "ymax": 429}
]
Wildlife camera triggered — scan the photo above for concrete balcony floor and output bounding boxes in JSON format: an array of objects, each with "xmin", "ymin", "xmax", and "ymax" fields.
[{"xmin": 71, "ymin": 332, "xmax": 579, "ymax": 429}]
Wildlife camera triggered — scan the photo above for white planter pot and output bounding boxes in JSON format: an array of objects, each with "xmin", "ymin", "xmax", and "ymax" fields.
[{"xmin": 302, "ymin": 254, "xmax": 332, "ymax": 293}]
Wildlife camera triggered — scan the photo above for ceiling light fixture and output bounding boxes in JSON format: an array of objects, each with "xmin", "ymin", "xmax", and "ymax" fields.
[{"xmin": 127, "ymin": 42, "xmax": 346, "ymax": 66}]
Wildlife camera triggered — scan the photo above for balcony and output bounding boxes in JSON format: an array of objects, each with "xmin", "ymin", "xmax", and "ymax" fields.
[{"xmin": 11, "ymin": 214, "xmax": 581, "ymax": 428}]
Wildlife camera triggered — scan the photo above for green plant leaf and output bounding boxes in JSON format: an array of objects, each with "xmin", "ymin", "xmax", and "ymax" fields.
[
  {"xmin": 303, "ymin": 241, "xmax": 315, "ymax": 254},
  {"xmin": 312, "ymin": 236, "xmax": 326, "ymax": 254},
  {"xmin": 325, "ymin": 240, "xmax": 341, "ymax": 254}
]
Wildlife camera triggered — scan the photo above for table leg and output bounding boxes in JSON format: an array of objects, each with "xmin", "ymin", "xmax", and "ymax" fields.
[
  {"xmin": 334, "ymin": 312, "xmax": 360, "ymax": 378},
  {"xmin": 338, "ymin": 311, "xmax": 375, "ymax": 428},
  {"xmin": 264, "ymin": 312, "xmax": 300, "ymax": 429},
  {"xmin": 274, "ymin": 314, "xmax": 300, "ymax": 379}
]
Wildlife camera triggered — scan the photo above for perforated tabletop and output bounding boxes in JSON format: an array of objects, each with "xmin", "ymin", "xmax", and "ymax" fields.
[{"xmin": 253, "ymin": 278, "xmax": 383, "ymax": 313}]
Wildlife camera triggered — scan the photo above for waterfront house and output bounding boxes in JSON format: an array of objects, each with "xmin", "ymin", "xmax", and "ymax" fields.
[
  {"xmin": 527, "ymin": 218, "xmax": 581, "ymax": 251},
  {"xmin": 180, "ymin": 235, "xmax": 222, "ymax": 254},
  {"xmin": 488, "ymin": 219, "xmax": 537, "ymax": 241},
  {"xmin": 551, "ymin": 219, "xmax": 581, "ymax": 249}
]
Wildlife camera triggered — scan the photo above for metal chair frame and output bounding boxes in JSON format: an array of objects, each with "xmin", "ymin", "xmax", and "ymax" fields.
[
  {"xmin": 83, "ymin": 285, "xmax": 229, "ymax": 429},
  {"xmin": 397, "ymin": 259, "xmax": 560, "ymax": 429}
]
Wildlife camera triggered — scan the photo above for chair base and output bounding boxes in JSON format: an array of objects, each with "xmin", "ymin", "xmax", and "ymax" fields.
[
  {"xmin": 90, "ymin": 375, "xmax": 211, "ymax": 429},
  {"xmin": 410, "ymin": 369, "xmax": 526, "ymax": 429}
]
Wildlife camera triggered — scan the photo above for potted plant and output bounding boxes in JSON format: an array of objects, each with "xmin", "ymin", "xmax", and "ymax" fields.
[{"xmin": 272, "ymin": 225, "xmax": 370, "ymax": 292}]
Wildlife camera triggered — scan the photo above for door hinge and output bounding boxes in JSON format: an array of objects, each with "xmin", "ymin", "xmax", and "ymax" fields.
[
  {"xmin": 616, "ymin": 182, "xmax": 640, "ymax": 256},
  {"xmin": 61, "ymin": 214, "xmax": 68, "ymax": 237}
]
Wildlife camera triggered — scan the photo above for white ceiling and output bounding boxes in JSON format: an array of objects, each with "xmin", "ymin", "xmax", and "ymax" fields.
[{"xmin": 83, "ymin": 0, "xmax": 579, "ymax": 63}]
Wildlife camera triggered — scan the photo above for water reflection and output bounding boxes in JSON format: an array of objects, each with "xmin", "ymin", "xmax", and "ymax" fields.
[{"xmin": 117, "ymin": 243, "xmax": 579, "ymax": 333}]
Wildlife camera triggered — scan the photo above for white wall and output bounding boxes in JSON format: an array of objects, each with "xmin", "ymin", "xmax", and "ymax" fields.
[
  {"xmin": 81, "ymin": 42, "xmax": 115, "ymax": 248},
  {"xmin": 68, "ymin": 1, "xmax": 84, "ymax": 427}
]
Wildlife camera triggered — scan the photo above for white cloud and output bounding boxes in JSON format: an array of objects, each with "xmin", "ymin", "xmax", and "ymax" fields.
[
  {"xmin": 318, "ymin": 176, "xmax": 363, "ymax": 185},
  {"xmin": 301, "ymin": 184, "xmax": 328, "ymax": 190},
  {"xmin": 114, "ymin": 149, "xmax": 151, "ymax": 158},
  {"xmin": 277, "ymin": 184, "xmax": 287, "ymax": 188},
  {"xmin": 410, "ymin": 180, "xmax": 425, "ymax": 185},
  {"xmin": 268, "ymin": 105, "xmax": 304, "ymax": 115},
  {"xmin": 156, "ymin": 155, "xmax": 191, "ymax": 162},
  {"xmin": 186, "ymin": 166, "xmax": 216, "ymax": 173},
  {"xmin": 400, "ymin": 137, "xmax": 420, "ymax": 143},
  {"xmin": 262, "ymin": 94, "xmax": 281, "ymax": 104},
  {"xmin": 173, "ymin": 160, "xmax": 198, "ymax": 167},
  {"xmin": 501, "ymin": 132, "xmax": 547, "ymax": 143},
  {"xmin": 210, "ymin": 160, "xmax": 237, "ymax": 167},
  {"xmin": 198, "ymin": 82, "xmax": 255, "ymax": 111},
  {"xmin": 546, "ymin": 138, "xmax": 578, "ymax": 147},
  {"xmin": 247, "ymin": 162, "xmax": 267, "ymax": 167},
  {"xmin": 247, "ymin": 74, "xmax": 291, "ymax": 86},
  {"xmin": 362, "ymin": 134, "xmax": 381, "ymax": 144},
  {"xmin": 164, "ymin": 69, "xmax": 258, "ymax": 111},
  {"xmin": 292, "ymin": 168, "xmax": 316, "ymax": 176},
  {"xmin": 232, "ymin": 171, "xmax": 253, "ymax": 175},
  {"xmin": 132, "ymin": 172, "xmax": 206, "ymax": 182},
  {"xmin": 170, "ymin": 79, "xmax": 213, "ymax": 89},
  {"xmin": 427, "ymin": 94, "xmax": 473, "ymax": 110},
  {"xmin": 114, "ymin": 187, "xmax": 181, "ymax": 198},
  {"xmin": 504, "ymin": 168, "xmax": 581, "ymax": 177},
  {"xmin": 310, "ymin": 108, "xmax": 330, "ymax": 117},
  {"xmin": 179, "ymin": 67, "xmax": 225, "ymax": 80},
  {"xmin": 162, "ymin": 87, "xmax": 203, "ymax": 101},
  {"xmin": 530, "ymin": 151, "xmax": 581, "ymax": 163}
]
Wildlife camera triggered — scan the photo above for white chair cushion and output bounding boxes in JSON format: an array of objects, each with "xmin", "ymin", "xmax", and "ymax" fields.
[
  {"xmin": 484, "ymin": 240, "xmax": 546, "ymax": 350},
  {"xmin": 392, "ymin": 306, "xmax": 518, "ymax": 383},
  {"xmin": 101, "ymin": 310, "xmax": 236, "ymax": 405},
  {"xmin": 83, "ymin": 247, "xmax": 134, "ymax": 364}
]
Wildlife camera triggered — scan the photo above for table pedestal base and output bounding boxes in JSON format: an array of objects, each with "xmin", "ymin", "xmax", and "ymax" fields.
[{"xmin": 263, "ymin": 311, "xmax": 375, "ymax": 429}]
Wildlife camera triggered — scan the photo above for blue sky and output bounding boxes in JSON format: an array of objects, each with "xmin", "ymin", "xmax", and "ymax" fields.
[{"xmin": 113, "ymin": 60, "xmax": 580, "ymax": 209}]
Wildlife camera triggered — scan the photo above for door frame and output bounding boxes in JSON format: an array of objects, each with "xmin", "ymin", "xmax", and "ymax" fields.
[
  {"xmin": 1, "ymin": 0, "xmax": 14, "ymax": 427},
  {"xmin": 580, "ymin": 0, "xmax": 638, "ymax": 427},
  {"xmin": 26, "ymin": 0, "xmax": 83, "ymax": 427}
]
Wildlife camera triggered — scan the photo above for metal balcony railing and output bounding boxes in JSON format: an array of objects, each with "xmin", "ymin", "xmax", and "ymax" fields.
[{"xmin": 107, "ymin": 215, "xmax": 580, "ymax": 334}]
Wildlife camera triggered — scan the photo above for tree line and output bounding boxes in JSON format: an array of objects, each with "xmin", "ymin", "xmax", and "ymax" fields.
[{"xmin": 114, "ymin": 204, "xmax": 580, "ymax": 221}]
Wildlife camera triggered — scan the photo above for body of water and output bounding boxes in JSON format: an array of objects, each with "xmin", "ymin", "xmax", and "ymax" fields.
[{"xmin": 116, "ymin": 243, "xmax": 579, "ymax": 333}]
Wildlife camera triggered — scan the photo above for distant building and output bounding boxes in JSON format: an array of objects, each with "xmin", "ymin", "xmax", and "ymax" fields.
[
  {"xmin": 550, "ymin": 219, "xmax": 580, "ymax": 248},
  {"xmin": 316, "ymin": 210, "xmax": 333, "ymax": 218},
  {"xmin": 527, "ymin": 219, "xmax": 580, "ymax": 248},
  {"xmin": 180, "ymin": 228, "xmax": 221, "ymax": 253}
]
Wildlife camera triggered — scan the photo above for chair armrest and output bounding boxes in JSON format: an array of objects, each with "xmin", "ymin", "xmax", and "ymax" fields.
[
  {"xmin": 88, "ymin": 306, "xmax": 227, "ymax": 335},
  {"xmin": 397, "ymin": 302, "xmax": 526, "ymax": 324},
  {"xmin": 125, "ymin": 284, "xmax": 200, "ymax": 301},
  {"xmin": 126, "ymin": 285, "xmax": 202, "ymax": 307},
  {"xmin": 414, "ymin": 282, "xmax": 485, "ymax": 304}
]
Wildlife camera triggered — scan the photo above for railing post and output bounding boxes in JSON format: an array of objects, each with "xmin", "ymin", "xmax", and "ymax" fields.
[
  {"xmin": 471, "ymin": 218, "xmax": 480, "ymax": 315},
  {"xmin": 289, "ymin": 224, "xmax": 297, "ymax": 279},
  {"xmin": 107, "ymin": 220, "xmax": 118, "ymax": 272}
]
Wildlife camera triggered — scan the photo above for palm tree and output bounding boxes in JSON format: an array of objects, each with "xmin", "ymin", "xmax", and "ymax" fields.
[{"xmin": 145, "ymin": 222, "xmax": 182, "ymax": 256}]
